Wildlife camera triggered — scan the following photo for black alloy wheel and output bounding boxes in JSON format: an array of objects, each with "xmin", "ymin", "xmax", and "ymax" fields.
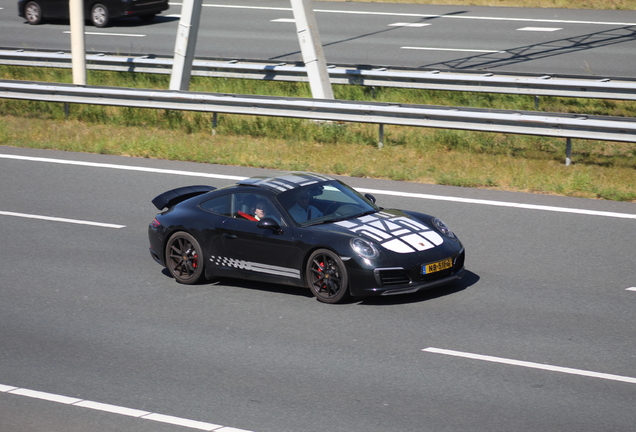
[
  {"xmin": 306, "ymin": 249, "xmax": 350, "ymax": 304},
  {"xmin": 166, "ymin": 232, "xmax": 205, "ymax": 284}
]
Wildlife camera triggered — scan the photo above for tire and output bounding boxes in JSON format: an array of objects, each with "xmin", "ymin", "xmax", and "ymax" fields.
[
  {"xmin": 165, "ymin": 232, "xmax": 205, "ymax": 284},
  {"xmin": 306, "ymin": 249, "xmax": 350, "ymax": 304},
  {"xmin": 90, "ymin": 3, "xmax": 110, "ymax": 28},
  {"xmin": 24, "ymin": 1, "xmax": 43, "ymax": 25}
]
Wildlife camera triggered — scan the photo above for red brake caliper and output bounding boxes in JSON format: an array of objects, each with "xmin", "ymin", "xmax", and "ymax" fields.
[{"xmin": 319, "ymin": 261, "xmax": 326, "ymax": 289}]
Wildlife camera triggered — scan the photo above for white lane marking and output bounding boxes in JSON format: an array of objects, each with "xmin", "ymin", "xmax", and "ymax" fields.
[
  {"xmin": 2, "ymin": 154, "xmax": 635, "ymax": 220},
  {"xmin": 627, "ymin": 287, "xmax": 636, "ymax": 291},
  {"xmin": 173, "ymin": 3, "xmax": 636, "ymax": 26},
  {"xmin": 0, "ymin": 154, "xmax": 244, "ymax": 180},
  {"xmin": 0, "ymin": 384, "xmax": 17, "ymax": 392},
  {"xmin": 271, "ymin": 18, "xmax": 295, "ymax": 23},
  {"xmin": 423, "ymin": 347, "xmax": 636, "ymax": 384},
  {"xmin": 389, "ymin": 22, "xmax": 431, "ymax": 27},
  {"xmin": 0, "ymin": 211, "xmax": 126, "ymax": 228},
  {"xmin": 1, "ymin": 384, "xmax": 251, "ymax": 432},
  {"xmin": 402, "ymin": 46, "xmax": 505, "ymax": 53},
  {"xmin": 74, "ymin": 400, "xmax": 151, "ymax": 417},
  {"xmin": 63, "ymin": 31, "xmax": 146, "ymax": 37},
  {"xmin": 144, "ymin": 413, "xmax": 222, "ymax": 430},
  {"xmin": 517, "ymin": 27, "xmax": 562, "ymax": 31},
  {"xmin": 9, "ymin": 388, "xmax": 82, "ymax": 404},
  {"xmin": 356, "ymin": 187, "xmax": 636, "ymax": 220}
]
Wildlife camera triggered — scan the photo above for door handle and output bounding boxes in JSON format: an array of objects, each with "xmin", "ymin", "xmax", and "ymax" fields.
[{"xmin": 223, "ymin": 233, "xmax": 237, "ymax": 239}]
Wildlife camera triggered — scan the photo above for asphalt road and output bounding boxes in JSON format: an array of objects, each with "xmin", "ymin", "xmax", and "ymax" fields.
[
  {"xmin": 1, "ymin": 145, "xmax": 635, "ymax": 432},
  {"xmin": 2, "ymin": 0, "xmax": 636, "ymax": 77}
]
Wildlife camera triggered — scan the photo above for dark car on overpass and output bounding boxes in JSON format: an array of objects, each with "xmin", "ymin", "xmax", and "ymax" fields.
[{"xmin": 18, "ymin": 0, "xmax": 169, "ymax": 27}]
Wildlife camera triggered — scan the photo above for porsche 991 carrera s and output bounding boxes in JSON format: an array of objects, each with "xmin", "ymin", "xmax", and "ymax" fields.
[{"xmin": 148, "ymin": 172, "xmax": 465, "ymax": 303}]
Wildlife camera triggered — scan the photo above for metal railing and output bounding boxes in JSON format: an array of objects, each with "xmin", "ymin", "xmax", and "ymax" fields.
[
  {"xmin": 3, "ymin": 48, "xmax": 636, "ymax": 101},
  {"xmin": 2, "ymin": 80, "xmax": 635, "ymax": 147}
]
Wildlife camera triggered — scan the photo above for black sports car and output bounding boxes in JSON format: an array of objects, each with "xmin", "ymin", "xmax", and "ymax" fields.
[
  {"xmin": 148, "ymin": 172, "xmax": 465, "ymax": 303},
  {"xmin": 18, "ymin": 0, "xmax": 169, "ymax": 27}
]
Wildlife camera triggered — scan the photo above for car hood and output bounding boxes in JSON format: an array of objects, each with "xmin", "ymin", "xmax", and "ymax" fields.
[{"xmin": 316, "ymin": 209, "xmax": 451, "ymax": 254}]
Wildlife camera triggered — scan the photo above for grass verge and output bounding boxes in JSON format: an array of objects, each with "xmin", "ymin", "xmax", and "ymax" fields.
[{"xmin": 1, "ymin": 67, "xmax": 635, "ymax": 202}]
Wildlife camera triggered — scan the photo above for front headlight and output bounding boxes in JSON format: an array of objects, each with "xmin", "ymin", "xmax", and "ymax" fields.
[
  {"xmin": 433, "ymin": 218, "xmax": 456, "ymax": 239},
  {"xmin": 350, "ymin": 238, "xmax": 380, "ymax": 259}
]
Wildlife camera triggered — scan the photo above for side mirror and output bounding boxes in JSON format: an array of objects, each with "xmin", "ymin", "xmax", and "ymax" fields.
[
  {"xmin": 364, "ymin": 193, "xmax": 376, "ymax": 204},
  {"xmin": 257, "ymin": 217, "xmax": 284, "ymax": 234}
]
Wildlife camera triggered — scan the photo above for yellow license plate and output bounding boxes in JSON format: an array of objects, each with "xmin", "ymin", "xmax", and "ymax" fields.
[{"xmin": 422, "ymin": 258, "xmax": 453, "ymax": 274}]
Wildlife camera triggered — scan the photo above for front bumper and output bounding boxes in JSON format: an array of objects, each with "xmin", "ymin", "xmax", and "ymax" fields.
[
  {"xmin": 377, "ymin": 267, "xmax": 465, "ymax": 296},
  {"xmin": 350, "ymin": 248, "xmax": 466, "ymax": 297}
]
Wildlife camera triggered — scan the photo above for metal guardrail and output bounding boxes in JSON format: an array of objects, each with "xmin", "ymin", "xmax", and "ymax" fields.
[
  {"xmin": 3, "ymin": 48, "xmax": 636, "ymax": 101},
  {"xmin": 1, "ymin": 80, "xmax": 635, "ymax": 144}
]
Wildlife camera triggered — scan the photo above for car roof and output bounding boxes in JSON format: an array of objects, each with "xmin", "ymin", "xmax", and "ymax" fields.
[{"xmin": 236, "ymin": 171, "xmax": 335, "ymax": 193}]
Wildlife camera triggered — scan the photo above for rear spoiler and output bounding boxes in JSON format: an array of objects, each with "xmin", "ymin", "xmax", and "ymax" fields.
[{"xmin": 151, "ymin": 185, "xmax": 216, "ymax": 210}]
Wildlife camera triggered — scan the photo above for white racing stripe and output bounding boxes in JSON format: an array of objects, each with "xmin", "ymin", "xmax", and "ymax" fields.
[
  {"xmin": 1, "ymin": 154, "xmax": 635, "ymax": 220},
  {"xmin": 1, "ymin": 384, "xmax": 251, "ymax": 431},
  {"xmin": 423, "ymin": 347, "xmax": 636, "ymax": 384}
]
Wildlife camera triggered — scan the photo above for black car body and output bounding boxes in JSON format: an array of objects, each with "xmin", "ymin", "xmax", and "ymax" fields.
[
  {"xmin": 18, "ymin": 0, "xmax": 169, "ymax": 27},
  {"xmin": 148, "ymin": 172, "xmax": 465, "ymax": 303}
]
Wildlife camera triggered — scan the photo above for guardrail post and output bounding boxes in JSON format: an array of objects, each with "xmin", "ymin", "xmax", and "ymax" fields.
[
  {"xmin": 211, "ymin": 112, "xmax": 218, "ymax": 135},
  {"xmin": 565, "ymin": 137, "xmax": 572, "ymax": 166},
  {"xmin": 378, "ymin": 124, "xmax": 384, "ymax": 149},
  {"xmin": 64, "ymin": 103, "xmax": 70, "ymax": 118},
  {"xmin": 534, "ymin": 95, "xmax": 540, "ymax": 110}
]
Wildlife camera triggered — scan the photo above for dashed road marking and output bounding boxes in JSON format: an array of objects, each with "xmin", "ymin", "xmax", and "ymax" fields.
[
  {"xmin": 401, "ymin": 46, "xmax": 505, "ymax": 53},
  {"xmin": 389, "ymin": 22, "xmax": 431, "ymax": 27},
  {"xmin": 1, "ymin": 384, "xmax": 252, "ymax": 432},
  {"xmin": 517, "ymin": 27, "xmax": 562, "ymax": 31},
  {"xmin": 423, "ymin": 347, "xmax": 636, "ymax": 384},
  {"xmin": 63, "ymin": 31, "xmax": 146, "ymax": 37}
]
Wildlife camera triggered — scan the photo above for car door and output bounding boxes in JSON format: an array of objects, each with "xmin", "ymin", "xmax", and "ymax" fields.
[
  {"xmin": 216, "ymin": 192, "xmax": 303, "ymax": 283},
  {"xmin": 41, "ymin": 0, "xmax": 70, "ymax": 18}
]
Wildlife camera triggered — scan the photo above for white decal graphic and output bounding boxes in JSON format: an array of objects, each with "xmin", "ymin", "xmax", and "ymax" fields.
[
  {"xmin": 335, "ymin": 214, "xmax": 443, "ymax": 254},
  {"xmin": 209, "ymin": 255, "xmax": 301, "ymax": 279}
]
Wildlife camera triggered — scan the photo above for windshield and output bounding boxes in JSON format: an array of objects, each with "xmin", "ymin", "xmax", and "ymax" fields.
[{"xmin": 277, "ymin": 180, "xmax": 379, "ymax": 226}]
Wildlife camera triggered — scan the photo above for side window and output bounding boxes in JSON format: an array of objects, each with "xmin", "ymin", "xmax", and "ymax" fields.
[
  {"xmin": 234, "ymin": 193, "xmax": 284, "ymax": 225},
  {"xmin": 199, "ymin": 194, "xmax": 231, "ymax": 216}
]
